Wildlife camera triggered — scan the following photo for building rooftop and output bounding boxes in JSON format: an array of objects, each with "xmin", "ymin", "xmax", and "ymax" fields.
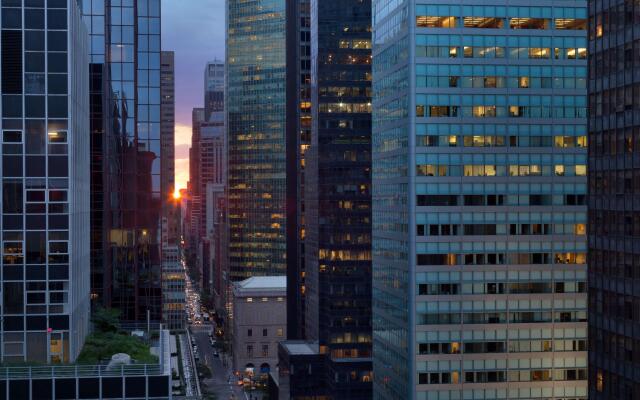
[
  {"xmin": 236, "ymin": 276, "xmax": 287, "ymax": 290},
  {"xmin": 280, "ymin": 341, "xmax": 319, "ymax": 356}
]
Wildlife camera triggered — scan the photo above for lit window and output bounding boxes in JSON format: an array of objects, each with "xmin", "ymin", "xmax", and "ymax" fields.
[
  {"xmin": 276, "ymin": 297, "xmax": 284, "ymax": 302},
  {"xmin": 261, "ymin": 297, "xmax": 268, "ymax": 302},
  {"xmin": 555, "ymin": 165, "xmax": 565, "ymax": 176},
  {"xmin": 596, "ymin": 370, "xmax": 604, "ymax": 392},
  {"xmin": 575, "ymin": 165, "xmax": 587, "ymax": 176},
  {"xmin": 416, "ymin": 16, "xmax": 457, "ymax": 28},
  {"xmin": 246, "ymin": 297, "xmax": 253, "ymax": 302},
  {"xmin": 510, "ymin": 18, "xmax": 549, "ymax": 29},
  {"xmin": 276, "ymin": 328, "xmax": 284, "ymax": 337},
  {"xmin": 555, "ymin": 18, "xmax": 586, "ymax": 30},
  {"xmin": 518, "ymin": 76, "xmax": 530, "ymax": 88},
  {"xmin": 463, "ymin": 17, "xmax": 503, "ymax": 28}
]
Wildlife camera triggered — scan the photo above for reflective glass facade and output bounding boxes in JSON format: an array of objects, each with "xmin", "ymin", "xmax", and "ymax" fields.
[
  {"xmin": 0, "ymin": 0, "xmax": 90, "ymax": 363},
  {"xmin": 305, "ymin": 0, "xmax": 373, "ymax": 396},
  {"xmin": 372, "ymin": 1, "xmax": 588, "ymax": 398},
  {"xmin": 227, "ymin": 0, "xmax": 287, "ymax": 280},
  {"xmin": 81, "ymin": 0, "xmax": 163, "ymax": 321},
  {"xmin": 587, "ymin": 0, "xmax": 640, "ymax": 398}
]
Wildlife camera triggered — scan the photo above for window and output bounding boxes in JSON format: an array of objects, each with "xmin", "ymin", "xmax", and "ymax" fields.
[
  {"xmin": 463, "ymin": 17, "xmax": 503, "ymax": 28},
  {"xmin": 3, "ymin": 130, "xmax": 22, "ymax": 143},
  {"xmin": 262, "ymin": 344, "xmax": 269, "ymax": 357},
  {"xmin": 510, "ymin": 18, "xmax": 549, "ymax": 29},
  {"xmin": 555, "ymin": 18, "xmax": 586, "ymax": 30},
  {"xmin": 48, "ymin": 130, "xmax": 67, "ymax": 143},
  {"xmin": 262, "ymin": 328, "xmax": 268, "ymax": 337},
  {"xmin": 261, "ymin": 297, "xmax": 268, "ymax": 302},
  {"xmin": 247, "ymin": 329, "xmax": 252, "ymax": 337},
  {"xmin": 416, "ymin": 16, "xmax": 457, "ymax": 28},
  {"xmin": 246, "ymin": 297, "xmax": 253, "ymax": 302},
  {"xmin": 276, "ymin": 328, "xmax": 284, "ymax": 337},
  {"xmin": 246, "ymin": 345, "xmax": 253, "ymax": 357}
]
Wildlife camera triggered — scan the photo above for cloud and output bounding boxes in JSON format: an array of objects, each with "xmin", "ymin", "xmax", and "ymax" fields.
[
  {"xmin": 175, "ymin": 143, "xmax": 190, "ymax": 159},
  {"xmin": 175, "ymin": 123, "xmax": 192, "ymax": 146}
]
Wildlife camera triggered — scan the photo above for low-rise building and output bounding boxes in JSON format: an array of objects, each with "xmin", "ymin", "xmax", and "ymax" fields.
[
  {"xmin": 232, "ymin": 276, "xmax": 286, "ymax": 379},
  {"xmin": 162, "ymin": 246, "xmax": 185, "ymax": 330}
]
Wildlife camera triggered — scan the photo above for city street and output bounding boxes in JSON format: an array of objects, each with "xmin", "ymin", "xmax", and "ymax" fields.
[{"xmin": 191, "ymin": 324, "xmax": 248, "ymax": 400}]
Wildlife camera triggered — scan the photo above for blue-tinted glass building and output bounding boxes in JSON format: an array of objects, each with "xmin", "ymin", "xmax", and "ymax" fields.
[
  {"xmin": 81, "ymin": 0, "xmax": 163, "ymax": 321},
  {"xmin": 0, "ymin": 0, "xmax": 91, "ymax": 362},
  {"xmin": 226, "ymin": 0, "xmax": 288, "ymax": 281},
  {"xmin": 372, "ymin": 1, "xmax": 589, "ymax": 398}
]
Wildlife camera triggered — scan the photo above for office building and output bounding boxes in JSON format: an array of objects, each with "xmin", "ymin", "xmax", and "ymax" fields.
[
  {"xmin": 0, "ymin": 0, "xmax": 90, "ymax": 362},
  {"xmin": 161, "ymin": 51, "xmax": 178, "ymax": 246},
  {"xmin": 162, "ymin": 245, "xmax": 185, "ymax": 331},
  {"xmin": 0, "ymin": 329, "xmax": 173, "ymax": 399},
  {"xmin": 285, "ymin": 0, "xmax": 312, "ymax": 341},
  {"xmin": 587, "ymin": 0, "xmax": 640, "ymax": 398},
  {"xmin": 186, "ymin": 107, "xmax": 204, "ymax": 254},
  {"xmin": 204, "ymin": 60, "xmax": 224, "ymax": 121},
  {"xmin": 81, "ymin": 0, "xmax": 163, "ymax": 322},
  {"xmin": 227, "ymin": 0, "xmax": 289, "ymax": 281},
  {"xmin": 270, "ymin": 341, "xmax": 326, "ymax": 399},
  {"xmin": 303, "ymin": 0, "xmax": 374, "ymax": 397},
  {"xmin": 232, "ymin": 276, "xmax": 287, "ymax": 377},
  {"xmin": 372, "ymin": 2, "xmax": 589, "ymax": 399}
]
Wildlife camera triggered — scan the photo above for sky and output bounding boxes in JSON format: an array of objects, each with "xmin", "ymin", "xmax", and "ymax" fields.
[{"xmin": 161, "ymin": 0, "xmax": 225, "ymax": 191}]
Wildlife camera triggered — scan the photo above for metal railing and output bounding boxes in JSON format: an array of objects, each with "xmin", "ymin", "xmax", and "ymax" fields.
[{"xmin": 0, "ymin": 329, "xmax": 170, "ymax": 380}]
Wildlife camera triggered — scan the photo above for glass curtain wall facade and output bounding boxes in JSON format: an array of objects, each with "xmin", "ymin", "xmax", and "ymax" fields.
[
  {"xmin": 160, "ymin": 51, "xmax": 177, "ymax": 246},
  {"xmin": 587, "ymin": 0, "xmax": 640, "ymax": 398},
  {"xmin": 0, "ymin": 0, "xmax": 90, "ymax": 363},
  {"xmin": 285, "ymin": 0, "xmax": 311, "ymax": 341},
  {"xmin": 305, "ymin": 0, "xmax": 373, "ymax": 396},
  {"xmin": 372, "ymin": 1, "xmax": 589, "ymax": 399},
  {"xmin": 227, "ymin": 0, "xmax": 288, "ymax": 281},
  {"xmin": 204, "ymin": 60, "xmax": 224, "ymax": 122},
  {"xmin": 81, "ymin": 0, "xmax": 163, "ymax": 321}
]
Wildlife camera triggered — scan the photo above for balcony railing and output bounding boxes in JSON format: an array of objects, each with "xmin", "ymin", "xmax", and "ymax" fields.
[{"xmin": 0, "ymin": 329, "xmax": 170, "ymax": 379}]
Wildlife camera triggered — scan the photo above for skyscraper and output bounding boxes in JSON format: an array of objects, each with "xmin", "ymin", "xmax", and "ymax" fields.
[
  {"xmin": 0, "ymin": 0, "xmax": 90, "ymax": 362},
  {"xmin": 81, "ymin": 0, "xmax": 163, "ymax": 321},
  {"xmin": 160, "ymin": 51, "xmax": 178, "ymax": 246},
  {"xmin": 186, "ymin": 107, "xmax": 205, "ymax": 255},
  {"xmin": 303, "ymin": 0, "xmax": 374, "ymax": 396},
  {"xmin": 204, "ymin": 60, "xmax": 224, "ymax": 122},
  {"xmin": 587, "ymin": 0, "xmax": 640, "ymax": 398},
  {"xmin": 372, "ymin": 2, "xmax": 588, "ymax": 399},
  {"xmin": 227, "ymin": 0, "xmax": 289, "ymax": 281},
  {"xmin": 285, "ymin": 0, "xmax": 312, "ymax": 341}
]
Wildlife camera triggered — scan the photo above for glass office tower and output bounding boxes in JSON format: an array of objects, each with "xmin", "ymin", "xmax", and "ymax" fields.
[
  {"xmin": 227, "ymin": 0, "xmax": 288, "ymax": 281},
  {"xmin": 305, "ymin": 0, "xmax": 373, "ymax": 396},
  {"xmin": 587, "ymin": 0, "xmax": 640, "ymax": 398},
  {"xmin": 81, "ymin": 0, "xmax": 163, "ymax": 321},
  {"xmin": 372, "ymin": 1, "xmax": 589, "ymax": 399},
  {"xmin": 0, "ymin": 0, "xmax": 90, "ymax": 362}
]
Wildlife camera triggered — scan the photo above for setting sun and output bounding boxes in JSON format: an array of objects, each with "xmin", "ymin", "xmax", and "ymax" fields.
[{"xmin": 173, "ymin": 190, "xmax": 181, "ymax": 200}]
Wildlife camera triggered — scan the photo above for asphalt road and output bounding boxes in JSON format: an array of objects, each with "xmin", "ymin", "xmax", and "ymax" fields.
[{"xmin": 192, "ymin": 324, "xmax": 248, "ymax": 400}]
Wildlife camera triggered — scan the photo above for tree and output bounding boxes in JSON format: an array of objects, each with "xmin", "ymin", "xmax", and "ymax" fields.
[{"xmin": 92, "ymin": 307, "xmax": 121, "ymax": 333}]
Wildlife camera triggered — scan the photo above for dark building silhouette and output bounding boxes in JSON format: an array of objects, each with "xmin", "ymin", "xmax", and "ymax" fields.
[
  {"xmin": 304, "ymin": 0, "xmax": 374, "ymax": 396},
  {"xmin": 588, "ymin": 0, "xmax": 640, "ymax": 397}
]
